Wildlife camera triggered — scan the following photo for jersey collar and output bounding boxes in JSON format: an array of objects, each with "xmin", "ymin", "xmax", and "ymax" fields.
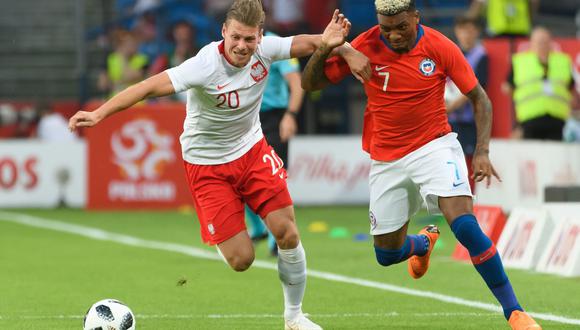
[{"xmin": 380, "ymin": 24, "xmax": 424, "ymax": 52}]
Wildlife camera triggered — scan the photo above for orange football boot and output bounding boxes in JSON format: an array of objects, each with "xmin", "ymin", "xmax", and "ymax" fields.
[
  {"xmin": 508, "ymin": 311, "xmax": 541, "ymax": 330},
  {"xmin": 408, "ymin": 225, "xmax": 440, "ymax": 279}
]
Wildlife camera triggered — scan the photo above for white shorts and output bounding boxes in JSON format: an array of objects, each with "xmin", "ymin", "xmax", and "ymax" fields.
[{"xmin": 368, "ymin": 133, "xmax": 472, "ymax": 235}]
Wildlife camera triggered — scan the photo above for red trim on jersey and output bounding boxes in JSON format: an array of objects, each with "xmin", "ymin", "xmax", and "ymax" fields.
[
  {"xmin": 218, "ymin": 41, "xmax": 237, "ymax": 67},
  {"xmin": 471, "ymin": 244, "xmax": 497, "ymax": 265},
  {"xmin": 324, "ymin": 25, "xmax": 478, "ymax": 161}
]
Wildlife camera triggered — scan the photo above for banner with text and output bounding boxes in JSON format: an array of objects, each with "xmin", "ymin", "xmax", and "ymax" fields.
[
  {"xmin": 288, "ymin": 136, "xmax": 371, "ymax": 205},
  {"xmin": 0, "ymin": 141, "xmax": 86, "ymax": 208},
  {"xmin": 86, "ymin": 103, "xmax": 192, "ymax": 209}
]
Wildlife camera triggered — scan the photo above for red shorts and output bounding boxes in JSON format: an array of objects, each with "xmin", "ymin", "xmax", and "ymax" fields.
[{"xmin": 183, "ymin": 138, "xmax": 293, "ymax": 245}]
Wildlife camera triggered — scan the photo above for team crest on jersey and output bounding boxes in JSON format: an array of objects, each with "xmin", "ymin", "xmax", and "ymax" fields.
[
  {"xmin": 250, "ymin": 61, "xmax": 268, "ymax": 82},
  {"xmin": 419, "ymin": 58, "xmax": 436, "ymax": 76},
  {"xmin": 369, "ymin": 211, "xmax": 377, "ymax": 230}
]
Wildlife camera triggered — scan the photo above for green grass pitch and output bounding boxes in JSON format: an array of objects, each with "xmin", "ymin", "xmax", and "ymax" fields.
[{"xmin": 1, "ymin": 207, "xmax": 579, "ymax": 329}]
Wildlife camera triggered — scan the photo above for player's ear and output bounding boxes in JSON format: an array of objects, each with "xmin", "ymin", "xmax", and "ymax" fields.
[
  {"xmin": 221, "ymin": 23, "xmax": 227, "ymax": 39},
  {"xmin": 414, "ymin": 10, "xmax": 420, "ymax": 25},
  {"xmin": 258, "ymin": 28, "xmax": 264, "ymax": 43}
]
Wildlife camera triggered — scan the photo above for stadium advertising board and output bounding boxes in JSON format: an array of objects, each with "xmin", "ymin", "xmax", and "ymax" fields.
[
  {"xmin": 536, "ymin": 204, "xmax": 580, "ymax": 277},
  {"xmin": 496, "ymin": 207, "xmax": 552, "ymax": 270},
  {"xmin": 0, "ymin": 141, "xmax": 86, "ymax": 208},
  {"xmin": 288, "ymin": 136, "xmax": 370, "ymax": 205},
  {"xmin": 476, "ymin": 140, "xmax": 580, "ymax": 211},
  {"xmin": 86, "ymin": 102, "xmax": 192, "ymax": 209}
]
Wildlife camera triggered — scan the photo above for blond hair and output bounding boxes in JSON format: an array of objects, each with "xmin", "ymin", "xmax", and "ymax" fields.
[
  {"xmin": 375, "ymin": 0, "xmax": 415, "ymax": 16},
  {"xmin": 225, "ymin": 0, "xmax": 265, "ymax": 27}
]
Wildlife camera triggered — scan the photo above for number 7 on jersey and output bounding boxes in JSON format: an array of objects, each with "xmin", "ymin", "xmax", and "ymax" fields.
[{"xmin": 378, "ymin": 71, "xmax": 390, "ymax": 92}]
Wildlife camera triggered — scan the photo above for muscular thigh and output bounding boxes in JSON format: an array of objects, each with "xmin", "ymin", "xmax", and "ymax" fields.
[
  {"xmin": 369, "ymin": 160, "xmax": 422, "ymax": 236},
  {"xmin": 183, "ymin": 161, "xmax": 245, "ymax": 246},
  {"xmin": 405, "ymin": 133, "xmax": 472, "ymax": 215}
]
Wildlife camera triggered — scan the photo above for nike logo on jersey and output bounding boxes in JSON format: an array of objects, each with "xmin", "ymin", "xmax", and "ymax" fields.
[
  {"xmin": 375, "ymin": 65, "xmax": 389, "ymax": 71},
  {"xmin": 217, "ymin": 82, "xmax": 231, "ymax": 90},
  {"xmin": 452, "ymin": 182, "xmax": 465, "ymax": 187}
]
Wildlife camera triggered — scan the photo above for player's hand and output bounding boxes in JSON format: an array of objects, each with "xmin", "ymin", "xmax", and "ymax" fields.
[
  {"xmin": 471, "ymin": 150, "xmax": 501, "ymax": 188},
  {"xmin": 321, "ymin": 9, "xmax": 351, "ymax": 49},
  {"xmin": 68, "ymin": 110, "xmax": 103, "ymax": 131},
  {"xmin": 344, "ymin": 48, "xmax": 371, "ymax": 83},
  {"xmin": 279, "ymin": 112, "xmax": 298, "ymax": 142}
]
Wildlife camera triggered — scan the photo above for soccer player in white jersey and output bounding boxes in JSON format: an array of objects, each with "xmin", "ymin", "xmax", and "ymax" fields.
[{"xmin": 69, "ymin": 1, "xmax": 370, "ymax": 329}]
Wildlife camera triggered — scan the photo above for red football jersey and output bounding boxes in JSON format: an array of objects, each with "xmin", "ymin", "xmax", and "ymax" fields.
[{"xmin": 325, "ymin": 25, "xmax": 478, "ymax": 161}]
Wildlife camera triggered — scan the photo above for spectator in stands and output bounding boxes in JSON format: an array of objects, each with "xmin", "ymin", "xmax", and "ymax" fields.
[
  {"xmin": 445, "ymin": 16, "xmax": 488, "ymax": 190},
  {"xmin": 504, "ymin": 27, "xmax": 576, "ymax": 140},
  {"xmin": 98, "ymin": 29, "xmax": 149, "ymax": 97},
  {"xmin": 132, "ymin": 12, "xmax": 163, "ymax": 62},
  {"xmin": 467, "ymin": 0, "xmax": 539, "ymax": 37},
  {"xmin": 149, "ymin": 21, "xmax": 199, "ymax": 102}
]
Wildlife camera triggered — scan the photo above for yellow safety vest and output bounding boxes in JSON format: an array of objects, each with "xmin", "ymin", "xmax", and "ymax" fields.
[
  {"xmin": 487, "ymin": 0, "xmax": 531, "ymax": 36},
  {"xmin": 512, "ymin": 52, "xmax": 572, "ymax": 122},
  {"xmin": 107, "ymin": 52, "xmax": 148, "ymax": 95}
]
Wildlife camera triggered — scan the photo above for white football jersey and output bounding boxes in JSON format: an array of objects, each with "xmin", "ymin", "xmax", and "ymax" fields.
[{"xmin": 166, "ymin": 36, "xmax": 293, "ymax": 165}]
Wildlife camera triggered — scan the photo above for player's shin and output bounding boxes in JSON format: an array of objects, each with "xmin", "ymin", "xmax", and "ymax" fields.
[
  {"xmin": 374, "ymin": 235, "xmax": 428, "ymax": 266},
  {"xmin": 277, "ymin": 241, "xmax": 307, "ymax": 321},
  {"xmin": 451, "ymin": 214, "xmax": 523, "ymax": 319}
]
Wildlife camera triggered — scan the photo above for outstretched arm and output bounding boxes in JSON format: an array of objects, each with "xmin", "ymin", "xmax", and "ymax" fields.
[
  {"xmin": 290, "ymin": 10, "xmax": 370, "ymax": 85},
  {"xmin": 300, "ymin": 10, "xmax": 362, "ymax": 91},
  {"xmin": 68, "ymin": 72, "xmax": 175, "ymax": 131},
  {"xmin": 466, "ymin": 83, "xmax": 501, "ymax": 187}
]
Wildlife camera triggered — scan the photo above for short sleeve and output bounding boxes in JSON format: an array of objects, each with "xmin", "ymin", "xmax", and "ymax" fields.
[
  {"xmin": 261, "ymin": 36, "xmax": 293, "ymax": 61},
  {"xmin": 165, "ymin": 52, "xmax": 212, "ymax": 93},
  {"xmin": 444, "ymin": 40, "xmax": 479, "ymax": 94}
]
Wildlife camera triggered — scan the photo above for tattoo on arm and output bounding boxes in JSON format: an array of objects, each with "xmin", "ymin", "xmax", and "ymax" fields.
[
  {"xmin": 467, "ymin": 84, "xmax": 492, "ymax": 155},
  {"xmin": 301, "ymin": 44, "xmax": 333, "ymax": 91}
]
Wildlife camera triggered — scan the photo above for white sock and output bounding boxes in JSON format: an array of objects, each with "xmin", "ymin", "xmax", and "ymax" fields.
[{"xmin": 277, "ymin": 242, "xmax": 307, "ymax": 321}]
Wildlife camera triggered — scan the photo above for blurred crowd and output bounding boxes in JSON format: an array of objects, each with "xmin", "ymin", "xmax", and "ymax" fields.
[{"xmin": 1, "ymin": 0, "xmax": 578, "ymax": 143}]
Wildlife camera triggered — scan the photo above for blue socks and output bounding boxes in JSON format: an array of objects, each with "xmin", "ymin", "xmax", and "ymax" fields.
[
  {"xmin": 451, "ymin": 214, "xmax": 523, "ymax": 320},
  {"xmin": 375, "ymin": 235, "xmax": 429, "ymax": 266}
]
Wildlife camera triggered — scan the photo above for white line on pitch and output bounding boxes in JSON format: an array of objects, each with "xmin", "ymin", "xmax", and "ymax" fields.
[
  {"xmin": 0, "ymin": 312, "xmax": 500, "ymax": 320},
  {"xmin": 1, "ymin": 211, "xmax": 579, "ymax": 326}
]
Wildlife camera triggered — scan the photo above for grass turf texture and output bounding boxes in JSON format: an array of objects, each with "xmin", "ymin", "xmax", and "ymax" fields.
[{"xmin": 1, "ymin": 207, "xmax": 579, "ymax": 329}]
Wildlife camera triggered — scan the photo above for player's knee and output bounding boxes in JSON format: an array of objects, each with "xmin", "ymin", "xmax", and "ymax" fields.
[
  {"xmin": 374, "ymin": 246, "xmax": 403, "ymax": 267},
  {"xmin": 228, "ymin": 253, "xmax": 254, "ymax": 272},
  {"xmin": 274, "ymin": 224, "xmax": 299, "ymax": 249}
]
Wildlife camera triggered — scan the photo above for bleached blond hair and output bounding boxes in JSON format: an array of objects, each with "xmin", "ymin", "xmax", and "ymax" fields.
[{"xmin": 375, "ymin": 0, "xmax": 415, "ymax": 16}]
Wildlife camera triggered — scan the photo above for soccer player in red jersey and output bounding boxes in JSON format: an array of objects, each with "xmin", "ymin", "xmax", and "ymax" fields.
[
  {"xmin": 301, "ymin": 1, "xmax": 540, "ymax": 329},
  {"xmin": 69, "ymin": 1, "xmax": 368, "ymax": 328}
]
